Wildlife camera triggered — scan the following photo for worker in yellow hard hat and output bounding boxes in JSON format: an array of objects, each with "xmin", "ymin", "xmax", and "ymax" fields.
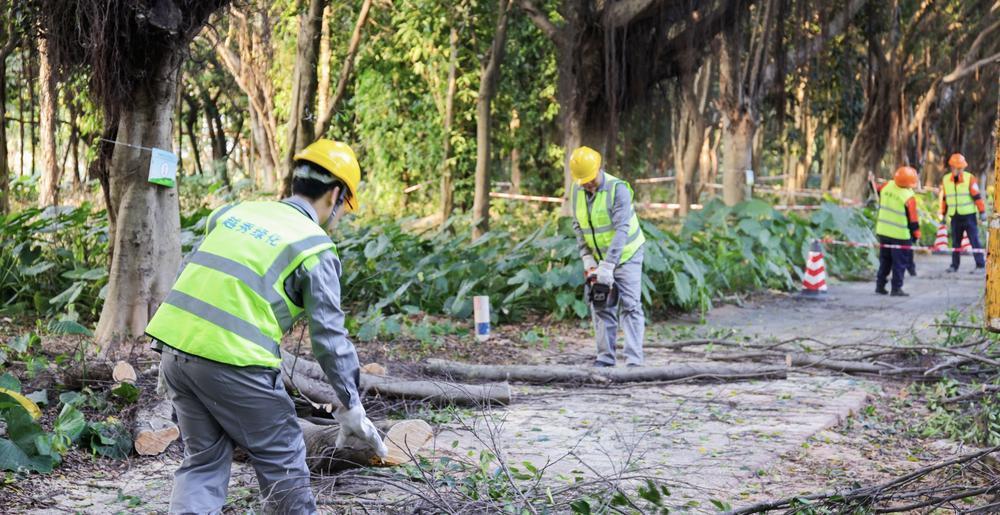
[
  {"xmin": 569, "ymin": 146, "xmax": 647, "ymax": 367},
  {"xmin": 146, "ymin": 139, "xmax": 383, "ymax": 513},
  {"xmin": 941, "ymin": 152, "xmax": 986, "ymax": 273},
  {"xmin": 874, "ymin": 166, "xmax": 921, "ymax": 296}
]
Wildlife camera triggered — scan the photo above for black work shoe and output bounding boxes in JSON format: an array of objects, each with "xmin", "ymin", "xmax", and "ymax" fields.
[
  {"xmin": 875, "ymin": 286, "xmax": 889, "ymax": 295},
  {"xmin": 593, "ymin": 360, "xmax": 614, "ymax": 368},
  {"xmin": 626, "ymin": 363, "xmax": 642, "ymax": 368},
  {"xmin": 908, "ymin": 269, "xmax": 917, "ymax": 277},
  {"xmin": 946, "ymin": 266, "xmax": 959, "ymax": 273},
  {"xmin": 890, "ymin": 290, "xmax": 909, "ymax": 297}
]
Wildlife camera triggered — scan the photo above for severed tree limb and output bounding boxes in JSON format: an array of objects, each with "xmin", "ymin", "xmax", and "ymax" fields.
[
  {"xmin": 423, "ymin": 359, "xmax": 786, "ymax": 384},
  {"xmin": 62, "ymin": 360, "xmax": 136, "ymax": 390},
  {"xmin": 299, "ymin": 418, "xmax": 433, "ymax": 473},
  {"xmin": 133, "ymin": 398, "xmax": 179, "ymax": 455},
  {"xmin": 281, "ymin": 354, "xmax": 511, "ymax": 408},
  {"xmin": 725, "ymin": 445, "xmax": 1000, "ymax": 514}
]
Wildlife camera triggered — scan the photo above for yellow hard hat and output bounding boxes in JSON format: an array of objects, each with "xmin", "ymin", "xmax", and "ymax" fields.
[
  {"xmin": 569, "ymin": 146, "xmax": 602, "ymax": 185},
  {"xmin": 293, "ymin": 139, "xmax": 361, "ymax": 212}
]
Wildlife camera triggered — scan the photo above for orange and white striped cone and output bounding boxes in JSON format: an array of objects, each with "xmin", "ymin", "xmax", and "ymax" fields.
[
  {"xmin": 932, "ymin": 224, "xmax": 949, "ymax": 254},
  {"xmin": 801, "ymin": 240, "xmax": 828, "ymax": 297},
  {"xmin": 961, "ymin": 235, "xmax": 972, "ymax": 254}
]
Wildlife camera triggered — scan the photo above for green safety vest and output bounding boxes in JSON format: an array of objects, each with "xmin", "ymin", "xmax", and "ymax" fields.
[
  {"xmin": 876, "ymin": 182, "xmax": 915, "ymax": 240},
  {"xmin": 573, "ymin": 172, "xmax": 646, "ymax": 264},
  {"xmin": 146, "ymin": 201, "xmax": 336, "ymax": 368},
  {"xmin": 943, "ymin": 172, "xmax": 977, "ymax": 216}
]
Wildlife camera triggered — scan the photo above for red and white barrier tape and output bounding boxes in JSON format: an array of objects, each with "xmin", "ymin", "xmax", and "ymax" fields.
[{"xmin": 820, "ymin": 238, "xmax": 987, "ymax": 254}]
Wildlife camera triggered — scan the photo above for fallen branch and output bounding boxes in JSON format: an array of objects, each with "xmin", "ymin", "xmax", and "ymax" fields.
[
  {"xmin": 423, "ymin": 359, "xmax": 786, "ymax": 384},
  {"xmin": 282, "ymin": 354, "xmax": 511, "ymax": 408},
  {"xmin": 299, "ymin": 418, "xmax": 433, "ymax": 473},
  {"xmin": 725, "ymin": 445, "xmax": 1000, "ymax": 514}
]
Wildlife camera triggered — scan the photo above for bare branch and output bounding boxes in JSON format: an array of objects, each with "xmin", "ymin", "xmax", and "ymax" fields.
[
  {"xmin": 943, "ymin": 51, "xmax": 1000, "ymax": 82},
  {"xmin": 315, "ymin": 0, "xmax": 374, "ymax": 139},
  {"xmin": 514, "ymin": 0, "xmax": 561, "ymax": 43}
]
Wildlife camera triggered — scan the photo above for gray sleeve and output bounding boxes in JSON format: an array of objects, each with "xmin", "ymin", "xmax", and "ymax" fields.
[
  {"xmin": 292, "ymin": 250, "xmax": 362, "ymax": 409},
  {"xmin": 571, "ymin": 215, "xmax": 593, "ymax": 260},
  {"xmin": 604, "ymin": 182, "xmax": 633, "ymax": 266}
]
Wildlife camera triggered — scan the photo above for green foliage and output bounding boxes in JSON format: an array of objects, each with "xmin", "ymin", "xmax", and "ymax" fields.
[{"xmin": 0, "ymin": 204, "xmax": 109, "ymax": 323}]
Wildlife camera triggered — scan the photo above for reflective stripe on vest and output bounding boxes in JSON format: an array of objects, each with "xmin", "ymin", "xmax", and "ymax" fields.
[
  {"xmin": 146, "ymin": 201, "xmax": 336, "ymax": 368},
  {"xmin": 573, "ymin": 172, "xmax": 646, "ymax": 263},
  {"xmin": 876, "ymin": 182, "xmax": 914, "ymax": 240},
  {"xmin": 943, "ymin": 172, "xmax": 976, "ymax": 216}
]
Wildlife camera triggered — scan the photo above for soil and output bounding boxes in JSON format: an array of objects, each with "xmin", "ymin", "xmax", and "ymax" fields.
[{"xmin": 0, "ymin": 253, "xmax": 987, "ymax": 513}]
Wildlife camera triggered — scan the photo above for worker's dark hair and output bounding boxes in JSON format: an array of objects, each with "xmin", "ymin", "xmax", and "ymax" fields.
[{"xmin": 291, "ymin": 161, "xmax": 348, "ymax": 201}]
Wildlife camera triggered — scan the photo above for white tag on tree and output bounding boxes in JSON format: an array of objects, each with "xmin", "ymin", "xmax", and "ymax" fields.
[
  {"xmin": 148, "ymin": 148, "xmax": 178, "ymax": 187},
  {"xmin": 745, "ymin": 169, "xmax": 755, "ymax": 186}
]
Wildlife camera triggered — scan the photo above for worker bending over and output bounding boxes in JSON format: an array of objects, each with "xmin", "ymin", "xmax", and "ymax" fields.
[
  {"xmin": 146, "ymin": 139, "xmax": 386, "ymax": 514},
  {"xmin": 875, "ymin": 166, "xmax": 921, "ymax": 296},
  {"xmin": 569, "ymin": 146, "xmax": 647, "ymax": 367},
  {"xmin": 941, "ymin": 152, "xmax": 986, "ymax": 273}
]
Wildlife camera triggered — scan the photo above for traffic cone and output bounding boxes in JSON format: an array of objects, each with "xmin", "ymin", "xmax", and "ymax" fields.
[
  {"xmin": 801, "ymin": 240, "xmax": 828, "ymax": 297},
  {"xmin": 932, "ymin": 224, "xmax": 949, "ymax": 254},
  {"xmin": 961, "ymin": 235, "xmax": 972, "ymax": 255}
]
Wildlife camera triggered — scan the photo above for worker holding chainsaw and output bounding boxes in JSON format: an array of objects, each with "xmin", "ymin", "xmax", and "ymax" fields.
[
  {"xmin": 569, "ymin": 146, "xmax": 647, "ymax": 367},
  {"xmin": 146, "ymin": 139, "xmax": 386, "ymax": 514}
]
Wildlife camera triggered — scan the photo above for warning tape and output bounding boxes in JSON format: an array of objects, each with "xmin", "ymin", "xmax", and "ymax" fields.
[{"xmin": 820, "ymin": 238, "xmax": 988, "ymax": 254}]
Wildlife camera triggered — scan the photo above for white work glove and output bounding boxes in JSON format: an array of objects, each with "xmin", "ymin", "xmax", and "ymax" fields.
[
  {"xmin": 981, "ymin": 212, "xmax": 988, "ymax": 223},
  {"xmin": 595, "ymin": 261, "xmax": 616, "ymax": 286},
  {"xmin": 582, "ymin": 255, "xmax": 598, "ymax": 277},
  {"xmin": 334, "ymin": 403, "xmax": 388, "ymax": 459}
]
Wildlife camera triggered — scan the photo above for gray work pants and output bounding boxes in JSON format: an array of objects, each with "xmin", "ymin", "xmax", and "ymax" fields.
[
  {"xmin": 160, "ymin": 348, "xmax": 317, "ymax": 515},
  {"xmin": 592, "ymin": 249, "xmax": 645, "ymax": 366}
]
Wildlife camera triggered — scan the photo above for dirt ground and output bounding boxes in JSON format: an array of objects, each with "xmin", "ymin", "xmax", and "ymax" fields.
[{"xmin": 2, "ymin": 252, "xmax": 987, "ymax": 513}]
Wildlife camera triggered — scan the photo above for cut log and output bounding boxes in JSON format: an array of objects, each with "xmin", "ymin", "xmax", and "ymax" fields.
[
  {"xmin": 113, "ymin": 361, "xmax": 138, "ymax": 383},
  {"xmin": 361, "ymin": 362, "xmax": 387, "ymax": 376},
  {"xmin": 133, "ymin": 399, "xmax": 179, "ymax": 455},
  {"xmin": 423, "ymin": 359, "xmax": 787, "ymax": 384},
  {"xmin": 281, "ymin": 354, "xmax": 511, "ymax": 407},
  {"xmin": 62, "ymin": 361, "xmax": 116, "ymax": 390},
  {"xmin": 299, "ymin": 418, "xmax": 433, "ymax": 473}
]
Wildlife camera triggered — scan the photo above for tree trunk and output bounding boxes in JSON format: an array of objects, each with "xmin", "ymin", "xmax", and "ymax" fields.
[
  {"xmin": 94, "ymin": 56, "xmax": 182, "ymax": 354},
  {"xmin": 673, "ymin": 67, "xmax": 707, "ymax": 215},
  {"xmin": 281, "ymin": 0, "xmax": 326, "ymax": 197},
  {"xmin": 182, "ymin": 93, "xmax": 205, "ymax": 176},
  {"xmin": 0, "ymin": 43, "xmax": 12, "ymax": 214},
  {"xmin": 510, "ymin": 147, "xmax": 521, "ymax": 193},
  {"xmin": 36, "ymin": 34, "xmax": 59, "ymax": 207},
  {"xmin": 721, "ymin": 112, "xmax": 755, "ymax": 206},
  {"xmin": 471, "ymin": 0, "xmax": 511, "ymax": 239},
  {"xmin": 439, "ymin": 27, "xmax": 459, "ymax": 225},
  {"xmin": 718, "ymin": 25, "xmax": 754, "ymax": 206},
  {"xmin": 820, "ymin": 125, "xmax": 840, "ymax": 192}
]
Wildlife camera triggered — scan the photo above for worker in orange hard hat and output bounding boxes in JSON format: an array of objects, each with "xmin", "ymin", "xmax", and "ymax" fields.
[
  {"xmin": 874, "ymin": 166, "xmax": 921, "ymax": 296},
  {"xmin": 940, "ymin": 152, "xmax": 986, "ymax": 273}
]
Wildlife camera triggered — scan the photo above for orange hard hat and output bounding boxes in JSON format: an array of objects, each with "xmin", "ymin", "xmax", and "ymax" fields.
[
  {"xmin": 893, "ymin": 166, "xmax": 918, "ymax": 189},
  {"xmin": 948, "ymin": 153, "xmax": 968, "ymax": 169}
]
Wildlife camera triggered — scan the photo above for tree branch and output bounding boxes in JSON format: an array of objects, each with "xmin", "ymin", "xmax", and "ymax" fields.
[
  {"xmin": 315, "ymin": 0, "xmax": 374, "ymax": 139},
  {"xmin": 514, "ymin": 0, "xmax": 561, "ymax": 43},
  {"xmin": 943, "ymin": 50, "xmax": 1000, "ymax": 83},
  {"xmin": 760, "ymin": 0, "xmax": 866, "ymax": 87}
]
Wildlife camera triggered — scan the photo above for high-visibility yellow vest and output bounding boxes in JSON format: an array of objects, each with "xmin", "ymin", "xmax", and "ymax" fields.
[
  {"xmin": 146, "ymin": 201, "xmax": 335, "ymax": 368},
  {"xmin": 876, "ymin": 182, "xmax": 915, "ymax": 240},
  {"xmin": 573, "ymin": 172, "xmax": 646, "ymax": 263},
  {"xmin": 943, "ymin": 172, "xmax": 977, "ymax": 216}
]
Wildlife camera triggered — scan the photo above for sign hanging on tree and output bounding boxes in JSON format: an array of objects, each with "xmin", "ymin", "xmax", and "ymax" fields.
[{"xmin": 148, "ymin": 148, "xmax": 178, "ymax": 188}]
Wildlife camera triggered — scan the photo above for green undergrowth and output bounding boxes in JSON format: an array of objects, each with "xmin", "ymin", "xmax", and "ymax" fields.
[{"xmin": 2, "ymin": 199, "xmax": 876, "ymax": 336}]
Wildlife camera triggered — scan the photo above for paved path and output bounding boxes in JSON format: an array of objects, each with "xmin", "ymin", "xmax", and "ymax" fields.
[{"xmin": 442, "ymin": 253, "xmax": 985, "ymax": 509}]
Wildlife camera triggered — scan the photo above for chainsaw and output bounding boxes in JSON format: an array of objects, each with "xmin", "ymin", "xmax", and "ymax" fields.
[{"xmin": 586, "ymin": 273, "xmax": 613, "ymax": 307}]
